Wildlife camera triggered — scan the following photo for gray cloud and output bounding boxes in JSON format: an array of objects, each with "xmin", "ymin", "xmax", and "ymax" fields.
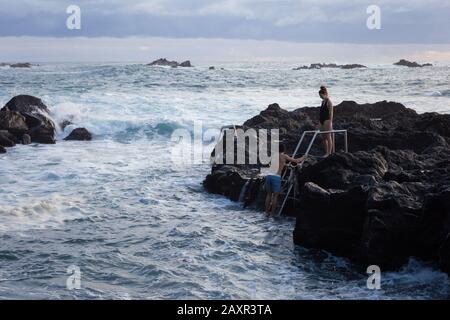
[{"xmin": 0, "ymin": 0, "xmax": 449, "ymax": 44}]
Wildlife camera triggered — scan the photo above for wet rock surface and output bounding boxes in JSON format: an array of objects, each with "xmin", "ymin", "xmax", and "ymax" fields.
[
  {"xmin": 147, "ymin": 58, "xmax": 193, "ymax": 68},
  {"xmin": 9, "ymin": 63, "xmax": 32, "ymax": 68},
  {"xmin": 0, "ymin": 95, "xmax": 91, "ymax": 153},
  {"xmin": 64, "ymin": 127, "xmax": 93, "ymax": 141},
  {"xmin": 2, "ymin": 95, "xmax": 55, "ymax": 144},
  {"xmin": 0, "ymin": 62, "xmax": 34, "ymax": 68},
  {"xmin": 204, "ymin": 100, "xmax": 450, "ymax": 274},
  {"xmin": 293, "ymin": 63, "xmax": 367, "ymax": 70},
  {"xmin": 394, "ymin": 59, "xmax": 433, "ymax": 68}
]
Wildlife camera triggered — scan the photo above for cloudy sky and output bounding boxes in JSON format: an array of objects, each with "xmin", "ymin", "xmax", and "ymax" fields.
[{"xmin": 1, "ymin": 0, "xmax": 449, "ymax": 62}]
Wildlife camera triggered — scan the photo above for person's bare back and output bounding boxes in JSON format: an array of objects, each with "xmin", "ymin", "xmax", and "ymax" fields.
[
  {"xmin": 276, "ymin": 152, "xmax": 304, "ymax": 175},
  {"xmin": 265, "ymin": 146, "xmax": 306, "ymax": 216},
  {"xmin": 276, "ymin": 153, "xmax": 288, "ymax": 176}
]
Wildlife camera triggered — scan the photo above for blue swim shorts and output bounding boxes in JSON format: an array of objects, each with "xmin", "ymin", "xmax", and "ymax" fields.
[{"xmin": 265, "ymin": 175, "xmax": 282, "ymax": 194}]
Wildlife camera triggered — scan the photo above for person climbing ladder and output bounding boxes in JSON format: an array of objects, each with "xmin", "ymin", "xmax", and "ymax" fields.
[{"xmin": 265, "ymin": 143, "xmax": 306, "ymax": 216}]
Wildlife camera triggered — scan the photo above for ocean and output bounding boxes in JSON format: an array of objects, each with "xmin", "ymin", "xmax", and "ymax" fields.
[{"xmin": 0, "ymin": 62, "xmax": 449, "ymax": 299}]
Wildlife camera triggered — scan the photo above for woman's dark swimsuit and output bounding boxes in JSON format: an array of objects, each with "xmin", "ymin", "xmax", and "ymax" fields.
[{"xmin": 319, "ymin": 99, "xmax": 331, "ymax": 125}]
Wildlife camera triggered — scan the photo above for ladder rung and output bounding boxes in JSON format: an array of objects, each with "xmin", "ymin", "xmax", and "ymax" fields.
[{"xmin": 277, "ymin": 129, "xmax": 348, "ymax": 216}]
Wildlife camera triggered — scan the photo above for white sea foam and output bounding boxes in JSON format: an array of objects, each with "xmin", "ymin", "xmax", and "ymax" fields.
[
  {"xmin": 0, "ymin": 194, "xmax": 85, "ymax": 233},
  {"xmin": 0, "ymin": 62, "xmax": 449, "ymax": 299}
]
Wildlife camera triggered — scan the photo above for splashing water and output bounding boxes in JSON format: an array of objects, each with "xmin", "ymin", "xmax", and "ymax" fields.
[{"xmin": 0, "ymin": 62, "xmax": 449, "ymax": 299}]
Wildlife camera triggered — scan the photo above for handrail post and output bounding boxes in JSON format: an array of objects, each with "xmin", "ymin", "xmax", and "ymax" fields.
[
  {"xmin": 292, "ymin": 131, "xmax": 307, "ymax": 158},
  {"xmin": 282, "ymin": 131, "xmax": 307, "ymax": 181},
  {"xmin": 275, "ymin": 129, "xmax": 349, "ymax": 216},
  {"xmin": 331, "ymin": 132, "xmax": 336, "ymax": 153},
  {"xmin": 304, "ymin": 131, "xmax": 319, "ymax": 157}
]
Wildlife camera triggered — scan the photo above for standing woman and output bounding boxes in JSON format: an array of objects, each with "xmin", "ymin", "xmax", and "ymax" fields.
[{"xmin": 318, "ymin": 86, "xmax": 334, "ymax": 157}]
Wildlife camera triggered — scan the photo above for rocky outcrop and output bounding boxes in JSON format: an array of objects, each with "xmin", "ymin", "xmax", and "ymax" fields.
[
  {"xmin": 0, "ymin": 95, "xmax": 94, "ymax": 154},
  {"xmin": 394, "ymin": 59, "xmax": 433, "ymax": 68},
  {"xmin": 204, "ymin": 101, "xmax": 450, "ymax": 274},
  {"xmin": 293, "ymin": 183, "xmax": 368, "ymax": 256},
  {"xmin": 0, "ymin": 130, "xmax": 17, "ymax": 147},
  {"xmin": 341, "ymin": 64, "xmax": 368, "ymax": 70},
  {"xmin": 4, "ymin": 94, "xmax": 50, "ymax": 114},
  {"xmin": 0, "ymin": 109, "xmax": 28, "ymax": 136},
  {"xmin": 293, "ymin": 63, "xmax": 367, "ymax": 70},
  {"xmin": 0, "ymin": 95, "xmax": 92, "ymax": 154},
  {"xmin": 64, "ymin": 128, "xmax": 92, "ymax": 141},
  {"xmin": 10, "ymin": 63, "xmax": 32, "ymax": 68},
  {"xmin": 179, "ymin": 60, "xmax": 192, "ymax": 68},
  {"xmin": 22, "ymin": 134, "xmax": 31, "ymax": 145},
  {"xmin": 147, "ymin": 58, "xmax": 178, "ymax": 68},
  {"xmin": 2, "ymin": 95, "xmax": 55, "ymax": 144},
  {"xmin": 60, "ymin": 120, "xmax": 74, "ymax": 131},
  {"xmin": 147, "ymin": 58, "xmax": 193, "ymax": 68},
  {"xmin": 204, "ymin": 166, "xmax": 253, "ymax": 202},
  {"xmin": 0, "ymin": 62, "xmax": 34, "ymax": 68}
]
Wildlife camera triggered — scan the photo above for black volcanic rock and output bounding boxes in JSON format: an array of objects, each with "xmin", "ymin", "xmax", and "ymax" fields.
[
  {"xmin": 2, "ymin": 95, "xmax": 55, "ymax": 144},
  {"xmin": 204, "ymin": 100, "xmax": 450, "ymax": 275},
  {"xmin": 293, "ymin": 183, "xmax": 368, "ymax": 256},
  {"xmin": 0, "ymin": 145, "xmax": 5, "ymax": 154},
  {"xmin": 4, "ymin": 95, "xmax": 50, "ymax": 114},
  {"xmin": 297, "ymin": 150, "xmax": 389, "ymax": 190},
  {"xmin": 147, "ymin": 58, "xmax": 179, "ymax": 67},
  {"xmin": 147, "ymin": 58, "xmax": 193, "ymax": 68},
  {"xmin": 0, "ymin": 130, "xmax": 17, "ymax": 147},
  {"xmin": 60, "ymin": 119, "xmax": 74, "ymax": 131},
  {"xmin": 293, "ymin": 63, "xmax": 367, "ymax": 70},
  {"xmin": 394, "ymin": 59, "xmax": 433, "ymax": 68},
  {"xmin": 64, "ymin": 128, "xmax": 92, "ymax": 141},
  {"xmin": 27, "ymin": 125, "xmax": 55, "ymax": 144},
  {"xmin": 0, "ymin": 109, "xmax": 28, "ymax": 137},
  {"xmin": 179, "ymin": 60, "xmax": 192, "ymax": 67},
  {"xmin": 0, "ymin": 62, "xmax": 34, "ymax": 68},
  {"xmin": 293, "ymin": 63, "xmax": 337, "ymax": 70},
  {"xmin": 341, "ymin": 64, "xmax": 367, "ymax": 69},
  {"xmin": 0, "ymin": 95, "xmax": 91, "ymax": 152},
  {"xmin": 22, "ymin": 134, "xmax": 31, "ymax": 145},
  {"xmin": 359, "ymin": 181, "xmax": 429, "ymax": 269},
  {"xmin": 203, "ymin": 165, "xmax": 258, "ymax": 202},
  {"xmin": 9, "ymin": 63, "xmax": 32, "ymax": 68}
]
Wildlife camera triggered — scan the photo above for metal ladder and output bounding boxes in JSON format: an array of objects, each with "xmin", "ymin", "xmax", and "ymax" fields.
[{"xmin": 277, "ymin": 129, "xmax": 348, "ymax": 216}]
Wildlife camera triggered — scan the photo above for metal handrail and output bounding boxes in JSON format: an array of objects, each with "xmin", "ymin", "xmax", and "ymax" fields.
[
  {"xmin": 277, "ymin": 129, "xmax": 348, "ymax": 216},
  {"xmin": 292, "ymin": 129, "xmax": 348, "ymax": 158}
]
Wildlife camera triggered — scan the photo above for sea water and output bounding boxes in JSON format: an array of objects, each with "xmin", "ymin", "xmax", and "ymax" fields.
[{"xmin": 0, "ymin": 62, "xmax": 449, "ymax": 299}]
